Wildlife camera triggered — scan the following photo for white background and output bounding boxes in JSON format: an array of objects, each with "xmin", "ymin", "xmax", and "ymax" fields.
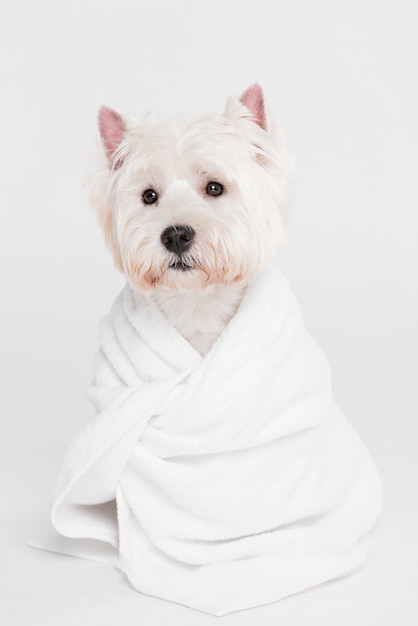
[{"xmin": 1, "ymin": 1, "xmax": 417, "ymax": 624}]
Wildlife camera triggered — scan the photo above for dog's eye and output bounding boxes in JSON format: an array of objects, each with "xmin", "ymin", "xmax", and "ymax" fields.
[
  {"xmin": 206, "ymin": 182, "xmax": 224, "ymax": 197},
  {"xmin": 142, "ymin": 189, "xmax": 158, "ymax": 205}
]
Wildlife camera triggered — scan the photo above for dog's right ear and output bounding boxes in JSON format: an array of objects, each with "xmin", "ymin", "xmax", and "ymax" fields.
[{"xmin": 98, "ymin": 106, "xmax": 128, "ymax": 169}]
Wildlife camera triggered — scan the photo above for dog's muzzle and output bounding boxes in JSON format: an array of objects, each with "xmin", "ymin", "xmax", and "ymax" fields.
[{"xmin": 161, "ymin": 225, "xmax": 195, "ymax": 271}]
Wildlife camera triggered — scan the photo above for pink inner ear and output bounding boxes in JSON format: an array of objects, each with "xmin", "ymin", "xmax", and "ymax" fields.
[
  {"xmin": 239, "ymin": 84, "xmax": 267, "ymax": 130},
  {"xmin": 98, "ymin": 106, "xmax": 126, "ymax": 156}
]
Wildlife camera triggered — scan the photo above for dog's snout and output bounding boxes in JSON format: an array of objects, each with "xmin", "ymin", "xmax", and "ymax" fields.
[{"xmin": 161, "ymin": 225, "xmax": 195, "ymax": 255}]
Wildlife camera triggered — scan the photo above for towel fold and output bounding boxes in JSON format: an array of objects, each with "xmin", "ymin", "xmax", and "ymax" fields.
[{"xmin": 51, "ymin": 260, "xmax": 382, "ymax": 616}]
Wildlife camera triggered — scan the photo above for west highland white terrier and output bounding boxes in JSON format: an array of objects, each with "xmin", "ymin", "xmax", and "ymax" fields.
[
  {"xmin": 91, "ymin": 85, "xmax": 294, "ymax": 355},
  {"xmin": 46, "ymin": 88, "xmax": 381, "ymax": 615}
]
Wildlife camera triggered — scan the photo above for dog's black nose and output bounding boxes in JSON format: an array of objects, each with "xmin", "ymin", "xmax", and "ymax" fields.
[{"xmin": 160, "ymin": 225, "xmax": 195, "ymax": 255}]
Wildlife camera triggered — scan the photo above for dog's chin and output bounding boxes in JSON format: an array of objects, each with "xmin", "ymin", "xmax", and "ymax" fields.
[
  {"xmin": 157, "ymin": 265, "xmax": 210, "ymax": 291},
  {"xmin": 127, "ymin": 265, "xmax": 204, "ymax": 292},
  {"xmin": 128, "ymin": 261, "xmax": 249, "ymax": 293}
]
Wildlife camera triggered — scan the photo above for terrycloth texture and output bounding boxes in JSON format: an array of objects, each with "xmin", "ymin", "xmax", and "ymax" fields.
[{"xmin": 51, "ymin": 261, "xmax": 382, "ymax": 616}]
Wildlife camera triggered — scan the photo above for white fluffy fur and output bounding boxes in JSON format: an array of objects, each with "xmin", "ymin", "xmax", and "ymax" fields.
[{"xmin": 89, "ymin": 87, "xmax": 294, "ymax": 355}]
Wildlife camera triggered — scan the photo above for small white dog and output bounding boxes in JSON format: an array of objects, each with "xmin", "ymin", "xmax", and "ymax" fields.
[
  {"xmin": 91, "ymin": 85, "xmax": 294, "ymax": 355},
  {"xmin": 48, "ymin": 88, "xmax": 381, "ymax": 615}
]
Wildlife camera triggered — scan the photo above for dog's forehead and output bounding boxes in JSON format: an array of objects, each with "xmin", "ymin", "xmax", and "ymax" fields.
[
  {"xmin": 138, "ymin": 112, "xmax": 247, "ymax": 148},
  {"xmin": 128, "ymin": 112, "xmax": 252, "ymax": 176}
]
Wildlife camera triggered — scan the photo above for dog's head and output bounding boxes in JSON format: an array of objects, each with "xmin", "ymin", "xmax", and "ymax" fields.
[{"xmin": 90, "ymin": 85, "xmax": 294, "ymax": 292}]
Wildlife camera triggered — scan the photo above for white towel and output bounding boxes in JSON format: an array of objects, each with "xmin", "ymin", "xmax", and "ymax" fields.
[{"xmin": 51, "ymin": 260, "xmax": 382, "ymax": 616}]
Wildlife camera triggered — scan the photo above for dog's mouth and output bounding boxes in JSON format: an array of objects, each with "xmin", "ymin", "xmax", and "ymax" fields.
[{"xmin": 169, "ymin": 260, "xmax": 193, "ymax": 272}]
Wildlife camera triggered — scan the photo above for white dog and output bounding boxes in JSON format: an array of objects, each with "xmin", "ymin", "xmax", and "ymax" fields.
[
  {"xmin": 90, "ymin": 84, "xmax": 294, "ymax": 355},
  {"xmin": 48, "ymin": 87, "xmax": 381, "ymax": 616}
]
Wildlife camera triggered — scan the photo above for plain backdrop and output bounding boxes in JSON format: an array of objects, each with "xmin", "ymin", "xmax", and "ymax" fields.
[{"xmin": 1, "ymin": 1, "xmax": 417, "ymax": 624}]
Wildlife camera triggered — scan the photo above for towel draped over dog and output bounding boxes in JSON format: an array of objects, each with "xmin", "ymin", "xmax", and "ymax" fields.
[{"xmin": 51, "ymin": 261, "xmax": 382, "ymax": 616}]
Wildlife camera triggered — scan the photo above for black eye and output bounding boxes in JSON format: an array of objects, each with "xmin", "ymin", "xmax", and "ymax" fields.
[
  {"xmin": 143, "ymin": 189, "xmax": 158, "ymax": 205},
  {"xmin": 206, "ymin": 181, "xmax": 224, "ymax": 197}
]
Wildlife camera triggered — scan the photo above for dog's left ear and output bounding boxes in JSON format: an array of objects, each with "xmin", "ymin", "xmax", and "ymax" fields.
[
  {"xmin": 225, "ymin": 84, "xmax": 273, "ymax": 134},
  {"xmin": 239, "ymin": 84, "xmax": 268, "ymax": 131}
]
